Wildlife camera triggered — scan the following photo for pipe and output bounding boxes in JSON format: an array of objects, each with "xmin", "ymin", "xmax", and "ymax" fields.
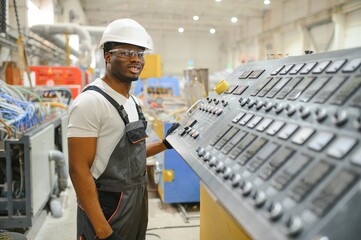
[
  {"xmin": 49, "ymin": 194, "xmax": 63, "ymax": 218},
  {"xmin": 49, "ymin": 150, "xmax": 68, "ymax": 192},
  {"xmin": 30, "ymin": 23, "xmax": 92, "ymax": 67}
]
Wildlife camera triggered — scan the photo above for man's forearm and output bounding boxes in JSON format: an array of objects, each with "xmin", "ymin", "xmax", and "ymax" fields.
[
  {"xmin": 70, "ymin": 170, "xmax": 113, "ymax": 239},
  {"xmin": 146, "ymin": 140, "xmax": 167, "ymax": 157}
]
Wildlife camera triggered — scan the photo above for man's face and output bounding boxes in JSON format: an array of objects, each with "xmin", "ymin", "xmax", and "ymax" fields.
[{"xmin": 105, "ymin": 44, "xmax": 145, "ymax": 83}]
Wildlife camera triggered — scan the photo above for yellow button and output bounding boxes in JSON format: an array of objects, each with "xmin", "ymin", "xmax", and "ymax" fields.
[{"xmin": 214, "ymin": 80, "xmax": 230, "ymax": 95}]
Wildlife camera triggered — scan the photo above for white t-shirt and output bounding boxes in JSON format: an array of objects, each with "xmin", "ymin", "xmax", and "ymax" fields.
[{"xmin": 67, "ymin": 78, "xmax": 140, "ymax": 179}]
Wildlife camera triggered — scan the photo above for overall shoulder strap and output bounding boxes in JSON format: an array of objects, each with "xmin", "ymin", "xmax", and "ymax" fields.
[
  {"xmin": 83, "ymin": 85, "xmax": 130, "ymax": 124},
  {"xmin": 129, "ymin": 95, "xmax": 146, "ymax": 121}
]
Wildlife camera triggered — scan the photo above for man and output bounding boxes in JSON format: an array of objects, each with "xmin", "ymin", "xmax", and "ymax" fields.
[{"xmin": 67, "ymin": 19, "xmax": 178, "ymax": 240}]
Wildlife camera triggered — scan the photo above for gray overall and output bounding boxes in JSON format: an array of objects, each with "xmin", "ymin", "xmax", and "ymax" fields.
[{"xmin": 77, "ymin": 86, "xmax": 148, "ymax": 240}]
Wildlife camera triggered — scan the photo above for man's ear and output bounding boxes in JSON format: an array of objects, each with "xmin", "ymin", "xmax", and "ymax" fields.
[{"xmin": 104, "ymin": 52, "xmax": 111, "ymax": 63}]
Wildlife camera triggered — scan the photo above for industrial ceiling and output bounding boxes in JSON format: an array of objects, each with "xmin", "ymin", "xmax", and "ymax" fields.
[{"xmin": 78, "ymin": 0, "xmax": 280, "ymax": 33}]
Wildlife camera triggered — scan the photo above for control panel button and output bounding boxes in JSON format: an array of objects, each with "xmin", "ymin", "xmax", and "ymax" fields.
[
  {"xmin": 299, "ymin": 106, "xmax": 310, "ymax": 119},
  {"xmin": 232, "ymin": 85, "xmax": 249, "ymax": 95},
  {"xmin": 252, "ymin": 191, "xmax": 266, "ymax": 207},
  {"xmin": 223, "ymin": 167, "xmax": 233, "ymax": 179},
  {"xmin": 231, "ymin": 174, "xmax": 243, "ymax": 187},
  {"xmin": 285, "ymin": 216, "xmax": 303, "ymax": 237},
  {"xmin": 272, "ymin": 154, "xmax": 312, "ymax": 190},
  {"xmin": 241, "ymin": 182, "xmax": 253, "ymax": 196},
  {"xmin": 289, "ymin": 160, "xmax": 333, "ymax": 202},
  {"xmin": 259, "ymin": 147, "xmax": 295, "ymax": 180},
  {"xmin": 249, "ymin": 69, "xmax": 265, "ymax": 79},
  {"xmin": 238, "ymin": 113, "xmax": 254, "ymax": 126},
  {"xmin": 291, "ymin": 127, "xmax": 315, "ymax": 145},
  {"xmin": 279, "ymin": 64, "xmax": 295, "ymax": 75},
  {"xmin": 232, "ymin": 112, "xmax": 246, "ymax": 123},
  {"xmin": 287, "ymin": 76, "xmax": 316, "ymax": 100},
  {"xmin": 315, "ymin": 108, "xmax": 328, "ymax": 122},
  {"xmin": 350, "ymin": 147, "xmax": 361, "ymax": 166},
  {"xmin": 308, "ymin": 131, "xmax": 334, "ymax": 151},
  {"xmin": 258, "ymin": 77, "xmax": 282, "ymax": 97},
  {"xmin": 332, "ymin": 111, "xmax": 348, "ymax": 126},
  {"xmin": 313, "ymin": 76, "xmax": 347, "ymax": 103},
  {"xmin": 300, "ymin": 62, "xmax": 317, "ymax": 74},
  {"xmin": 299, "ymin": 76, "xmax": 331, "ymax": 102},
  {"xmin": 278, "ymin": 124, "xmax": 299, "ymax": 140},
  {"xmin": 326, "ymin": 136, "xmax": 357, "ymax": 159},
  {"xmin": 256, "ymin": 118, "xmax": 273, "ymax": 132},
  {"xmin": 325, "ymin": 59, "xmax": 346, "ymax": 73},
  {"xmin": 342, "ymin": 58, "xmax": 361, "ymax": 72},
  {"xmin": 312, "ymin": 61, "xmax": 331, "ymax": 74},
  {"xmin": 266, "ymin": 77, "xmax": 293, "ymax": 98},
  {"xmin": 276, "ymin": 77, "xmax": 304, "ymax": 99},
  {"xmin": 271, "ymin": 65, "xmax": 285, "ymax": 75},
  {"xmin": 238, "ymin": 138, "xmax": 268, "ymax": 165},
  {"xmin": 310, "ymin": 169, "xmax": 358, "ymax": 217},
  {"xmin": 221, "ymin": 131, "xmax": 248, "ymax": 155},
  {"xmin": 285, "ymin": 105, "xmax": 296, "ymax": 116},
  {"xmin": 247, "ymin": 142, "xmax": 280, "ymax": 172},
  {"xmin": 247, "ymin": 116, "xmax": 263, "ymax": 129},
  {"xmin": 289, "ymin": 63, "xmax": 305, "ymax": 74},
  {"xmin": 267, "ymin": 202, "xmax": 283, "ymax": 221},
  {"xmin": 329, "ymin": 75, "xmax": 361, "ymax": 106},
  {"xmin": 239, "ymin": 70, "xmax": 253, "ymax": 79},
  {"xmin": 250, "ymin": 77, "xmax": 273, "ymax": 96},
  {"xmin": 229, "ymin": 134, "xmax": 257, "ymax": 160},
  {"xmin": 266, "ymin": 121, "xmax": 285, "ymax": 136},
  {"xmin": 215, "ymin": 161, "xmax": 225, "ymax": 173}
]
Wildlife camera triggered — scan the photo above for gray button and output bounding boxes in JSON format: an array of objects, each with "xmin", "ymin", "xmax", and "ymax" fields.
[
  {"xmin": 308, "ymin": 131, "xmax": 334, "ymax": 151},
  {"xmin": 327, "ymin": 136, "xmax": 358, "ymax": 159},
  {"xmin": 291, "ymin": 127, "xmax": 315, "ymax": 145},
  {"xmin": 278, "ymin": 124, "xmax": 299, "ymax": 140},
  {"xmin": 351, "ymin": 147, "xmax": 361, "ymax": 166},
  {"xmin": 267, "ymin": 121, "xmax": 285, "ymax": 136}
]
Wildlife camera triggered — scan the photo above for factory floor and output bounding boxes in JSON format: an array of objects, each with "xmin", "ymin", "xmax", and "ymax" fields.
[{"xmin": 27, "ymin": 179, "xmax": 200, "ymax": 240}]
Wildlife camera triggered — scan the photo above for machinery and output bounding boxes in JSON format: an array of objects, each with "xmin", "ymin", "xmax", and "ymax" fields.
[
  {"xmin": 166, "ymin": 47, "xmax": 361, "ymax": 240},
  {"xmin": 0, "ymin": 84, "xmax": 69, "ymax": 229}
]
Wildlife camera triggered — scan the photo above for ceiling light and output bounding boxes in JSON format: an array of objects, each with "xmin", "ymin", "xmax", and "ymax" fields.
[
  {"xmin": 209, "ymin": 28, "xmax": 216, "ymax": 34},
  {"xmin": 215, "ymin": 0, "xmax": 221, "ymax": 2},
  {"xmin": 193, "ymin": 16, "xmax": 199, "ymax": 21},
  {"xmin": 178, "ymin": 27, "xmax": 184, "ymax": 33},
  {"xmin": 264, "ymin": 0, "xmax": 270, "ymax": 5},
  {"xmin": 231, "ymin": 17, "xmax": 238, "ymax": 23}
]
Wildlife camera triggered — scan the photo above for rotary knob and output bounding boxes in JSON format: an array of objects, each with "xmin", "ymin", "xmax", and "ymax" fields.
[
  {"xmin": 231, "ymin": 174, "xmax": 243, "ymax": 187},
  {"xmin": 196, "ymin": 147, "xmax": 205, "ymax": 157},
  {"xmin": 299, "ymin": 106, "xmax": 310, "ymax": 119},
  {"xmin": 256, "ymin": 100, "xmax": 265, "ymax": 110},
  {"xmin": 252, "ymin": 191, "xmax": 266, "ymax": 208},
  {"xmin": 315, "ymin": 108, "xmax": 327, "ymax": 122},
  {"xmin": 274, "ymin": 103, "xmax": 285, "ymax": 114},
  {"xmin": 221, "ymin": 99, "xmax": 228, "ymax": 107},
  {"xmin": 247, "ymin": 99, "xmax": 256, "ymax": 108},
  {"xmin": 285, "ymin": 104, "xmax": 296, "ymax": 116},
  {"xmin": 223, "ymin": 167, "xmax": 233, "ymax": 180},
  {"xmin": 265, "ymin": 102, "xmax": 274, "ymax": 112},
  {"xmin": 267, "ymin": 202, "xmax": 283, "ymax": 221},
  {"xmin": 332, "ymin": 111, "xmax": 348, "ymax": 126},
  {"xmin": 285, "ymin": 216, "xmax": 303, "ymax": 237},
  {"xmin": 241, "ymin": 181, "xmax": 252, "ymax": 196},
  {"xmin": 215, "ymin": 161, "xmax": 225, "ymax": 173},
  {"xmin": 208, "ymin": 156, "xmax": 217, "ymax": 167},
  {"xmin": 203, "ymin": 152, "xmax": 211, "ymax": 162}
]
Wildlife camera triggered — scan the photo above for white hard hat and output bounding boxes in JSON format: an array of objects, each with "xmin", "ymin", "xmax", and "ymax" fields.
[{"xmin": 98, "ymin": 18, "xmax": 153, "ymax": 50}]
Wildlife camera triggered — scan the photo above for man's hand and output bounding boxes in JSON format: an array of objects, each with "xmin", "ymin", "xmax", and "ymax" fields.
[
  {"xmin": 163, "ymin": 122, "xmax": 180, "ymax": 149},
  {"xmin": 100, "ymin": 231, "xmax": 121, "ymax": 240}
]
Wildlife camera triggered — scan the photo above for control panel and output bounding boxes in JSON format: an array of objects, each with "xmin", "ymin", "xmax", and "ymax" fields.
[{"xmin": 167, "ymin": 47, "xmax": 361, "ymax": 240}]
